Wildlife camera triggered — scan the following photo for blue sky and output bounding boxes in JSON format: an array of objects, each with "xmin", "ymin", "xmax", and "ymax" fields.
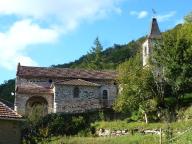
[{"xmin": 0, "ymin": 0, "xmax": 191, "ymax": 84}]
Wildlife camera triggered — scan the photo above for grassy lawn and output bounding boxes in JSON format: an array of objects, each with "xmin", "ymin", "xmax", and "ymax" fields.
[
  {"xmin": 43, "ymin": 134, "xmax": 159, "ymax": 144},
  {"xmin": 173, "ymin": 131, "xmax": 192, "ymax": 144}
]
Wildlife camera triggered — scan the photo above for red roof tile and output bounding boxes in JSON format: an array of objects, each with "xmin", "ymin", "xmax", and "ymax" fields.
[
  {"xmin": 55, "ymin": 79, "xmax": 100, "ymax": 87},
  {"xmin": 17, "ymin": 65, "xmax": 117, "ymax": 80},
  {"xmin": 0, "ymin": 101, "xmax": 22, "ymax": 119}
]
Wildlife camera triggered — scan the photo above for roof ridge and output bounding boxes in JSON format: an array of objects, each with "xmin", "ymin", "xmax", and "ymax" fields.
[
  {"xmin": 76, "ymin": 79, "xmax": 98, "ymax": 84},
  {"xmin": 55, "ymin": 79, "xmax": 100, "ymax": 86},
  {"xmin": 19, "ymin": 65, "xmax": 116, "ymax": 73}
]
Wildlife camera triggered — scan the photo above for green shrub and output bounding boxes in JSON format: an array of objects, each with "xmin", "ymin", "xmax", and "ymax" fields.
[
  {"xmin": 22, "ymin": 112, "xmax": 100, "ymax": 143},
  {"xmin": 36, "ymin": 114, "xmax": 90, "ymax": 136}
]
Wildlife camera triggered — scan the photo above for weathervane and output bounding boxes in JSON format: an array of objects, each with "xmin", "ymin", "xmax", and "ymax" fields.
[{"xmin": 152, "ymin": 9, "xmax": 157, "ymax": 18}]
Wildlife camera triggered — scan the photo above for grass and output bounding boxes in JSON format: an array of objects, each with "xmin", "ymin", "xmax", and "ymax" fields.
[
  {"xmin": 92, "ymin": 120, "xmax": 192, "ymax": 132},
  {"xmin": 39, "ymin": 120, "xmax": 192, "ymax": 144},
  {"xmin": 173, "ymin": 130, "xmax": 192, "ymax": 144},
  {"xmin": 42, "ymin": 134, "xmax": 159, "ymax": 144},
  {"xmin": 92, "ymin": 121, "xmax": 164, "ymax": 130}
]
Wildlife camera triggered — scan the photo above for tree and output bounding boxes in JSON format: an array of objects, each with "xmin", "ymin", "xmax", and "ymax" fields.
[
  {"xmin": 27, "ymin": 104, "xmax": 46, "ymax": 125},
  {"xmin": 85, "ymin": 37, "xmax": 104, "ymax": 70},
  {"xmin": 0, "ymin": 79, "xmax": 15, "ymax": 106},
  {"xmin": 152, "ymin": 23, "xmax": 192, "ymax": 107},
  {"xmin": 114, "ymin": 54, "xmax": 159, "ymax": 123}
]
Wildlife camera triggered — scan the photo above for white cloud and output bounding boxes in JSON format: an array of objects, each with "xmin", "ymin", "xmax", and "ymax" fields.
[
  {"xmin": 138, "ymin": 11, "xmax": 148, "ymax": 19},
  {"xmin": 0, "ymin": 19, "xmax": 58, "ymax": 70},
  {"xmin": 156, "ymin": 11, "xmax": 176, "ymax": 22},
  {"xmin": 0, "ymin": 0, "xmax": 122, "ymax": 33},
  {"xmin": 130, "ymin": 10, "xmax": 148, "ymax": 19},
  {"xmin": 0, "ymin": 0, "xmax": 123, "ymax": 70}
]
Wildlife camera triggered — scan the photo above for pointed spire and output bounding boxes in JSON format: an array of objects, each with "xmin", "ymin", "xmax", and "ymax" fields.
[{"xmin": 148, "ymin": 18, "xmax": 161, "ymax": 39}]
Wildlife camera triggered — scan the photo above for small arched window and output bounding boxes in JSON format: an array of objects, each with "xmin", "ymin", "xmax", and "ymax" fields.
[
  {"xmin": 102, "ymin": 90, "xmax": 108, "ymax": 99},
  {"xmin": 73, "ymin": 87, "xmax": 79, "ymax": 98}
]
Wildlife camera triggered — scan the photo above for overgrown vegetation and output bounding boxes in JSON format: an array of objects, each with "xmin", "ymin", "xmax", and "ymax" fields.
[
  {"xmin": 29, "ymin": 120, "xmax": 192, "ymax": 144},
  {"xmin": 113, "ymin": 53, "xmax": 160, "ymax": 123},
  {"xmin": 22, "ymin": 110, "xmax": 111, "ymax": 143}
]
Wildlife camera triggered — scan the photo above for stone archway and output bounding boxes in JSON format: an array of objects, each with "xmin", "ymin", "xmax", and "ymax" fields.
[{"xmin": 25, "ymin": 96, "xmax": 48, "ymax": 117}]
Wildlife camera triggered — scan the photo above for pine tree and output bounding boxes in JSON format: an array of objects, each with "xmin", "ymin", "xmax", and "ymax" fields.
[{"xmin": 86, "ymin": 37, "xmax": 104, "ymax": 70}]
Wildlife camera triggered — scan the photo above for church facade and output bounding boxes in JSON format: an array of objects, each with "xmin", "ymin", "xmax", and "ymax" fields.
[
  {"xmin": 14, "ymin": 17, "xmax": 161, "ymax": 116},
  {"xmin": 14, "ymin": 65, "xmax": 118, "ymax": 115}
]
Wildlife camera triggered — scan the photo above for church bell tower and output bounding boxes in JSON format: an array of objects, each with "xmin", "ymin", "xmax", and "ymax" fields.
[{"xmin": 142, "ymin": 17, "xmax": 161, "ymax": 67}]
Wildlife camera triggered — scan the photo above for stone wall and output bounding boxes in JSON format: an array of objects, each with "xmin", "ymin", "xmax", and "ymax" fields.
[
  {"xmin": 100, "ymin": 84, "xmax": 117, "ymax": 107},
  {"xmin": 0, "ymin": 119, "xmax": 21, "ymax": 144},
  {"xmin": 97, "ymin": 128, "xmax": 161, "ymax": 137},
  {"xmin": 16, "ymin": 77, "xmax": 51, "ymax": 86},
  {"xmin": 142, "ymin": 39, "xmax": 150, "ymax": 67},
  {"xmin": 15, "ymin": 93, "xmax": 53, "ymax": 115},
  {"xmin": 15, "ymin": 77, "xmax": 54, "ymax": 115},
  {"xmin": 15, "ymin": 77, "xmax": 118, "ymax": 115},
  {"xmin": 54, "ymin": 85, "xmax": 101, "ymax": 113},
  {"xmin": 90, "ymin": 80, "xmax": 118, "ymax": 105}
]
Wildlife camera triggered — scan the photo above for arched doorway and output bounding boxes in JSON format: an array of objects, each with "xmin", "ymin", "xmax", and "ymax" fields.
[{"xmin": 25, "ymin": 96, "xmax": 48, "ymax": 117}]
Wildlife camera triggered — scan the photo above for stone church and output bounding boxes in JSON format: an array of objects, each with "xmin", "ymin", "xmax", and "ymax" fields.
[{"xmin": 14, "ymin": 17, "xmax": 161, "ymax": 116}]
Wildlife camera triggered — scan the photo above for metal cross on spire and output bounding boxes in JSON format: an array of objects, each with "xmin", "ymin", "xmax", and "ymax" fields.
[{"xmin": 152, "ymin": 9, "xmax": 157, "ymax": 18}]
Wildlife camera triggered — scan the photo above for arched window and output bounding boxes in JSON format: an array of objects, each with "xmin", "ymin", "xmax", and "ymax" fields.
[
  {"xmin": 102, "ymin": 90, "xmax": 108, "ymax": 99},
  {"xmin": 73, "ymin": 87, "xmax": 79, "ymax": 98}
]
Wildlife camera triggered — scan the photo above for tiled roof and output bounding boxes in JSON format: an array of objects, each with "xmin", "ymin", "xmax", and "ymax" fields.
[
  {"xmin": 148, "ymin": 18, "xmax": 161, "ymax": 39},
  {"xmin": 16, "ymin": 83, "xmax": 53, "ymax": 94},
  {"xmin": 0, "ymin": 101, "xmax": 22, "ymax": 119},
  {"xmin": 17, "ymin": 65, "xmax": 117, "ymax": 80},
  {"xmin": 55, "ymin": 79, "xmax": 100, "ymax": 87}
]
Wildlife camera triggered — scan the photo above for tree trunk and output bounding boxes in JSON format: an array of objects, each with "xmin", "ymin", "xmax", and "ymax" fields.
[{"xmin": 144, "ymin": 112, "xmax": 148, "ymax": 124}]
